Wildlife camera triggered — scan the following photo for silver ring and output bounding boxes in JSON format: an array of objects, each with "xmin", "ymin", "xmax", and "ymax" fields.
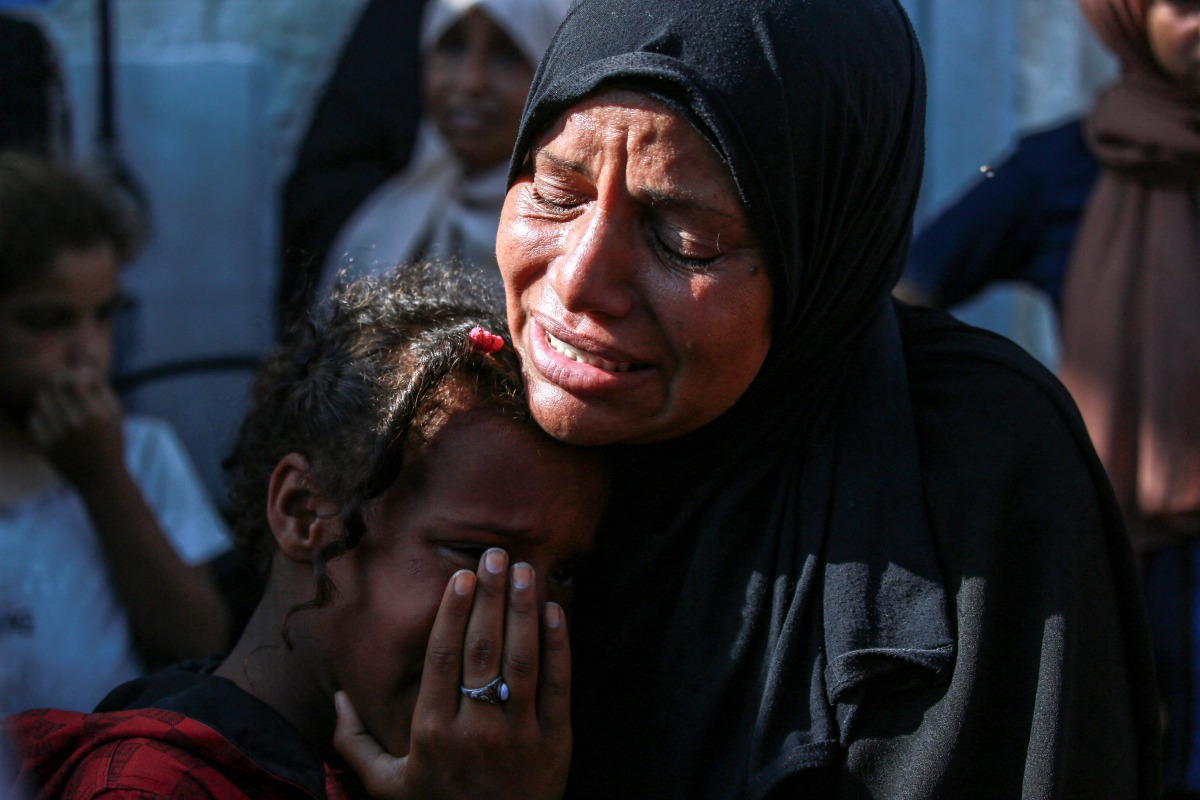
[{"xmin": 460, "ymin": 675, "xmax": 509, "ymax": 705}]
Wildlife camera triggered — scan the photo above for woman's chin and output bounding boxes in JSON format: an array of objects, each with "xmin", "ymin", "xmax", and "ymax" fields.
[
  {"xmin": 526, "ymin": 386, "xmax": 701, "ymax": 447},
  {"xmin": 526, "ymin": 387, "xmax": 636, "ymax": 446},
  {"xmin": 528, "ymin": 398, "xmax": 618, "ymax": 446}
]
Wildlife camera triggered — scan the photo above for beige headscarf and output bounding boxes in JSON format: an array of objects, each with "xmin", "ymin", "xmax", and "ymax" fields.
[
  {"xmin": 321, "ymin": 0, "xmax": 570, "ymax": 296},
  {"xmin": 1062, "ymin": 0, "xmax": 1200, "ymax": 549}
]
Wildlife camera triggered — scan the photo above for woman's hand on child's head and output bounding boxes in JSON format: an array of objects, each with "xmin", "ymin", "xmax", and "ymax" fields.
[
  {"xmin": 334, "ymin": 548, "xmax": 572, "ymax": 800},
  {"xmin": 28, "ymin": 367, "xmax": 125, "ymax": 489}
]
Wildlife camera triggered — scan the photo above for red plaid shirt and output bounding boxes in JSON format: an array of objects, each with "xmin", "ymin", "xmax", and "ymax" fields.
[{"xmin": 4, "ymin": 663, "xmax": 361, "ymax": 800}]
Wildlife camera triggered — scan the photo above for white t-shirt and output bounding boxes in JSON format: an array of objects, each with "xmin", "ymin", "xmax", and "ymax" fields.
[{"xmin": 0, "ymin": 416, "xmax": 231, "ymax": 717}]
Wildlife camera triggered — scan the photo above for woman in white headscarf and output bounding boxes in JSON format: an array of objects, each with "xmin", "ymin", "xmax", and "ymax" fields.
[{"xmin": 319, "ymin": 0, "xmax": 570, "ymax": 297}]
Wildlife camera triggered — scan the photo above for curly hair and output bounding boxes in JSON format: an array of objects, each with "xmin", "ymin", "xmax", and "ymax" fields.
[
  {"xmin": 0, "ymin": 150, "xmax": 143, "ymax": 294},
  {"xmin": 223, "ymin": 260, "xmax": 526, "ymax": 618}
]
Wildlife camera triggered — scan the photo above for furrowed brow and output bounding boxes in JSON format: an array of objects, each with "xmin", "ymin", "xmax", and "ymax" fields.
[
  {"xmin": 536, "ymin": 149, "xmax": 594, "ymax": 181},
  {"xmin": 640, "ymin": 186, "xmax": 740, "ymax": 222}
]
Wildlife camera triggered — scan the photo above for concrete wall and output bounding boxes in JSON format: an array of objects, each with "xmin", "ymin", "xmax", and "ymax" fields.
[{"xmin": 22, "ymin": 0, "xmax": 367, "ymax": 184}]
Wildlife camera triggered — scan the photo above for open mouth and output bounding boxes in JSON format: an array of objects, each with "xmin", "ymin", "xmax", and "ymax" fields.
[{"xmin": 546, "ymin": 331, "xmax": 633, "ymax": 373}]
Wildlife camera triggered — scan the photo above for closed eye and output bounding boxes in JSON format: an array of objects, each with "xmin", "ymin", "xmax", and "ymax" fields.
[
  {"xmin": 529, "ymin": 182, "xmax": 584, "ymax": 214},
  {"xmin": 651, "ymin": 229, "xmax": 719, "ymax": 272},
  {"xmin": 442, "ymin": 544, "xmax": 489, "ymax": 569}
]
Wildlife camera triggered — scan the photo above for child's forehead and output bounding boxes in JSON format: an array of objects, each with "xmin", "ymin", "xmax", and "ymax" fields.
[
  {"xmin": 394, "ymin": 408, "xmax": 608, "ymax": 518},
  {"xmin": 419, "ymin": 405, "xmax": 577, "ymax": 470}
]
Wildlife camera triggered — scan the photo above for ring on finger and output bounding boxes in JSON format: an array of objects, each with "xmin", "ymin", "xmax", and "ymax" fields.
[{"xmin": 460, "ymin": 674, "xmax": 509, "ymax": 705}]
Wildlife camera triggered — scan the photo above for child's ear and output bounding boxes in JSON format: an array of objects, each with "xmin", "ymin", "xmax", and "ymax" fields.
[{"xmin": 267, "ymin": 452, "xmax": 341, "ymax": 563}]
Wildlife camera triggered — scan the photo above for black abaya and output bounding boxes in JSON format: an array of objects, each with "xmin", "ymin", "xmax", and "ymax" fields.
[{"xmin": 505, "ymin": 0, "xmax": 1161, "ymax": 796}]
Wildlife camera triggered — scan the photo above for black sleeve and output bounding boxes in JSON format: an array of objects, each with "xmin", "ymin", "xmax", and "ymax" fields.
[{"xmin": 903, "ymin": 140, "xmax": 1041, "ymax": 309}]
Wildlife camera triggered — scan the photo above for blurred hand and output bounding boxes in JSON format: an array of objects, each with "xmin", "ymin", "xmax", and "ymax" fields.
[
  {"xmin": 28, "ymin": 367, "xmax": 125, "ymax": 490},
  {"xmin": 334, "ymin": 550, "xmax": 572, "ymax": 800}
]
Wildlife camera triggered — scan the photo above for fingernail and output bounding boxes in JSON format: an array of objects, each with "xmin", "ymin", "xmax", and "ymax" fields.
[
  {"xmin": 453, "ymin": 570, "xmax": 475, "ymax": 596},
  {"xmin": 511, "ymin": 563, "xmax": 532, "ymax": 590},
  {"xmin": 545, "ymin": 602, "xmax": 563, "ymax": 628},
  {"xmin": 485, "ymin": 548, "xmax": 506, "ymax": 575}
]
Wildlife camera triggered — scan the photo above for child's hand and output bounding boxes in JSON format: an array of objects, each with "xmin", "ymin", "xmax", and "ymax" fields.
[
  {"xmin": 334, "ymin": 549, "xmax": 572, "ymax": 800},
  {"xmin": 28, "ymin": 367, "xmax": 126, "ymax": 490}
]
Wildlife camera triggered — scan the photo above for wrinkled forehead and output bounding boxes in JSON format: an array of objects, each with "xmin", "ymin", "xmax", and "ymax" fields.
[
  {"xmin": 525, "ymin": 87, "xmax": 727, "ymax": 177},
  {"xmin": 508, "ymin": 53, "xmax": 750, "ymax": 207}
]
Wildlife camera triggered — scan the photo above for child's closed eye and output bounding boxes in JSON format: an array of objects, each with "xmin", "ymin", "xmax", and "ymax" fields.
[{"xmin": 441, "ymin": 544, "xmax": 490, "ymax": 569}]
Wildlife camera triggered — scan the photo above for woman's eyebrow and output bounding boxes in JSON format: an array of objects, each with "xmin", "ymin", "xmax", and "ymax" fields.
[
  {"xmin": 535, "ymin": 148, "xmax": 739, "ymax": 221},
  {"xmin": 640, "ymin": 186, "xmax": 740, "ymax": 221},
  {"xmin": 536, "ymin": 149, "xmax": 593, "ymax": 180}
]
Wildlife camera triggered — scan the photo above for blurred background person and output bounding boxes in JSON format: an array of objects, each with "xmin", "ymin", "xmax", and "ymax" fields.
[
  {"xmin": 893, "ymin": 115, "xmax": 1099, "ymax": 316},
  {"xmin": 1056, "ymin": 0, "xmax": 1200, "ymax": 794},
  {"xmin": 0, "ymin": 151, "xmax": 231, "ymax": 718},
  {"xmin": 314, "ymin": 0, "xmax": 570, "ymax": 303},
  {"xmin": 0, "ymin": 11, "xmax": 71, "ymax": 160},
  {"xmin": 278, "ymin": 0, "xmax": 428, "ymax": 333}
]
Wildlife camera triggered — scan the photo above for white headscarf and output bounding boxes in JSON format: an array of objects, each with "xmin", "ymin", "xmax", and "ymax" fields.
[
  {"xmin": 421, "ymin": 0, "xmax": 571, "ymax": 66},
  {"xmin": 320, "ymin": 0, "xmax": 571, "ymax": 296}
]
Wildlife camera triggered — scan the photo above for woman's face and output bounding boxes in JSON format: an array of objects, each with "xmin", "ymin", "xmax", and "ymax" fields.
[
  {"xmin": 0, "ymin": 244, "xmax": 118, "ymax": 419},
  {"xmin": 313, "ymin": 410, "xmax": 607, "ymax": 755},
  {"xmin": 1147, "ymin": 0, "xmax": 1200, "ymax": 93},
  {"xmin": 424, "ymin": 7, "xmax": 536, "ymax": 174},
  {"xmin": 497, "ymin": 90, "xmax": 773, "ymax": 446}
]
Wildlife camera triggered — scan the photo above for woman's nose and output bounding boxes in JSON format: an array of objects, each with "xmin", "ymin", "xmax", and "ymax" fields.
[{"xmin": 548, "ymin": 206, "xmax": 637, "ymax": 317}]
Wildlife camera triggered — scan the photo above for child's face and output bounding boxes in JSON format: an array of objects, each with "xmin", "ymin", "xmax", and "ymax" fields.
[
  {"xmin": 312, "ymin": 409, "xmax": 607, "ymax": 755},
  {"xmin": 1148, "ymin": 0, "xmax": 1200, "ymax": 94},
  {"xmin": 424, "ymin": 7, "xmax": 536, "ymax": 175},
  {"xmin": 0, "ymin": 244, "xmax": 119, "ymax": 418}
]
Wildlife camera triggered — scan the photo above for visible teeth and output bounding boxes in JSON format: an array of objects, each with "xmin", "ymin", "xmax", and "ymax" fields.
[{"xmin": 546, "ymin": 332, "xmax": 632, "ymax": 372}]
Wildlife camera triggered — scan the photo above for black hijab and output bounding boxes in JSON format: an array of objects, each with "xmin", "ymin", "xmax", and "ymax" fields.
[{"xmin": 505, "ymin": 0, "xmax": 1154, "ymax": 797}]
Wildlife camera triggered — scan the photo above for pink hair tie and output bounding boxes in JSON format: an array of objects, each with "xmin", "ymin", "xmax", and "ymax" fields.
[{"xmin": 469, "ymin": 326, "xmax": 505, "ymax": 353}]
